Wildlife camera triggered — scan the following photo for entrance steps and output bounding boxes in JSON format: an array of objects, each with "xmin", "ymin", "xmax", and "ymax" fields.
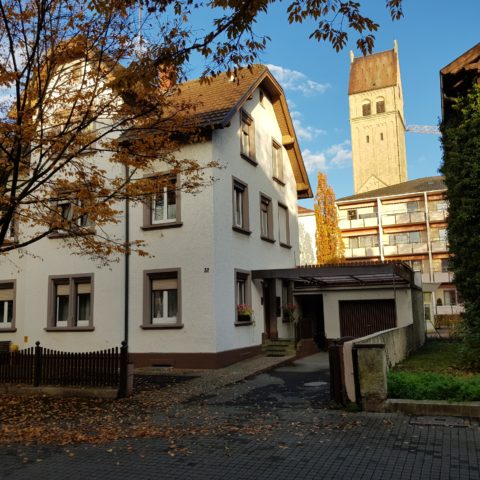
[{"xmin": 262, "ymin": 339, "xmax": 296, "ymax": 357}]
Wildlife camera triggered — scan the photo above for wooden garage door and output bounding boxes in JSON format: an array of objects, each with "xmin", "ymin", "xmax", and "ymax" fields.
[{"xmin": 339, "ymin": 299, "xmax": 396, "ymax": 338}]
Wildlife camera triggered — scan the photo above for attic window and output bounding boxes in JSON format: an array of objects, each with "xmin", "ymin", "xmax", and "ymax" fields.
[{"xmin": 240, "ymin": 110, "xmax": 256, "ymax": 164}]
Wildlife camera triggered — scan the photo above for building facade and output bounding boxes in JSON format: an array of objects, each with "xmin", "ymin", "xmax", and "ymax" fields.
[
  {"xmin": 336, "ymin": 177, "xmax": 463, "ymax": 322},
  {"xmin": 348, "ymin": 41, "xmax": 407, "ymax": 194},
  {"xmin": 0, "ymin": 65, "xmax": 313, "ymax": 368}
]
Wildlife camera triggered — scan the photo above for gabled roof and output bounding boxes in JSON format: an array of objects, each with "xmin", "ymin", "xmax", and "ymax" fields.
[
  {"xmin": 178, "ymin": 65, "xmax": 312, "ymax": 198},
  {"xmin": 337, "ymin": 176, "xmax": 445, "ymax": 203},
  {"xmin": 349, "ymin": 49, "xmax": 398, "ymax": 95}
]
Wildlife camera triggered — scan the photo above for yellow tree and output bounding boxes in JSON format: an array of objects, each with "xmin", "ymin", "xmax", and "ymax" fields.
[{"xmin": 314, "ymin": 172, "xmax": 344, "ymax": 264}]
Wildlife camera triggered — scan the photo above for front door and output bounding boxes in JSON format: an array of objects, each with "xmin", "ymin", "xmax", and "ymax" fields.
[{"xmin": 262, "ymin": 280, "xmax": 278, "ymax": 339}]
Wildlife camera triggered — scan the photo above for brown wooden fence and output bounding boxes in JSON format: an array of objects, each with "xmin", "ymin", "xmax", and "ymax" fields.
[{"xmin": 0, "ymin": 341, "xmax": 129, "ymax": 397}]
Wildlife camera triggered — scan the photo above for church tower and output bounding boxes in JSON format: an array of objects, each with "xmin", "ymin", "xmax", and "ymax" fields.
[{"xmin": 348, "ymin": 41, "xmax": 407, "ymax": 194}]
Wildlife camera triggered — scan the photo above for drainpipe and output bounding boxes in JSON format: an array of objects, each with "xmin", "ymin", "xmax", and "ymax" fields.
[{"xmin": 124, "ymin": 165, "xmax": 130, "ymax": 345}]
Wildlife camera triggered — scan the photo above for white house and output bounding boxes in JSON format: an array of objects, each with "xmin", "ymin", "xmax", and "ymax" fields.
[{"xmin": 0, "ymin": 65, "xmax": 313, "ymax": 368}]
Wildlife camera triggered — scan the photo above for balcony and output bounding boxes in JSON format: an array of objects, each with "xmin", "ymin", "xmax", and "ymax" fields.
[
  {"xmin": 383, "ymin": 243, "xmax": 428, "ymax": 256},
  {"xmin": 344, "ymin": 246, "xmax": 380, "ymax": 258},
  {"xmin": 433, "ymin": 271, "xmax": 454, "ymax": 283},
  {"xmin": 382, "ymin": 211, "xmax": 426, "ymax": 226},
  {"xmin": 436, "ymin": 305, "xmax": 465, "ymax": 315},
  {"xmin": 339, "ymin": 217, "xmax": 378, "ymax": 230},
  {"xmin": 431, "ymin": 240, "xmax": 448, "ymax": 252},
  {"xmin": 429, "ymin": 210, "xmax": 447, "ymax": 222}
]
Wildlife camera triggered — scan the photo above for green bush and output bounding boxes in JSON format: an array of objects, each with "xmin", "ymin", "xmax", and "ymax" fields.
[{"xmin": 388, "ymin": 371, "xmax": 480, "ymax": 402}]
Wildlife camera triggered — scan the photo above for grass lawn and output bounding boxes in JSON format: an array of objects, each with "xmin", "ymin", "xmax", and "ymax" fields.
[{"xmin": 388, "ymin": 340, "xmax": 480, "ymax": 402}]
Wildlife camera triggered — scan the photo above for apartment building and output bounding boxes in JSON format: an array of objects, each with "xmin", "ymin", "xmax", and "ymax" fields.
[{"xmin": 336, "ymin": 176, "xmax": 462, "ymax": 321}]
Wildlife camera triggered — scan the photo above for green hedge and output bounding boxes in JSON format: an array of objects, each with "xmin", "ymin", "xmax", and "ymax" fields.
[{"xmin": 388, "ymin": 371, "xmax": 480, "ymax": 402}]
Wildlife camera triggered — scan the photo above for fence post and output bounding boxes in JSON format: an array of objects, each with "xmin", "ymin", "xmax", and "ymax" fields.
[
  {"xmin": 34, "ymin": 341, "xmax": 42, "ymax": 387},
  {"xmin": 118, "ymin": 341, "xmax": 128, "ymax": 398}
]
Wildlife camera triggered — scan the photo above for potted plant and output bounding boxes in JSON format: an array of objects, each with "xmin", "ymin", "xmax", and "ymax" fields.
[
  {"xmin": 282, "ymin": 303, "xmax": 297, "ymax": 322},
  {"xmin": 237, "ymin": 304, "xmax": 253, "ymax": 322}
]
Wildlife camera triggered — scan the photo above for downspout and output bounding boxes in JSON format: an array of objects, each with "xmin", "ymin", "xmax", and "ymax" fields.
[{"xmin": 124, "ymin": 165, "xmax": 130, "ymax": 345}]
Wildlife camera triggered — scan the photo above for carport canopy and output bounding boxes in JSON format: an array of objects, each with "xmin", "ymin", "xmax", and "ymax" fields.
[{"xmin": 252, "ymin": 262, "xmax": 415, "ymax": 288}]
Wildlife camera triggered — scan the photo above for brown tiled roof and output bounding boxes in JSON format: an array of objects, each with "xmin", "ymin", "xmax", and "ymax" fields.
[
  {"xmin": 349, "ymin": 49, "xmax": 398, "ymax": 95},
  {"xmin": 337, "ymin": 176, "xmax": 446, "ymax": 202},
  {"xmin": 298, "ymin": 205, "xmax": 314, "ymax": 215},
  {"xmin": 178, "ymin": 65, "xmax": 268, "ymax": 127}
]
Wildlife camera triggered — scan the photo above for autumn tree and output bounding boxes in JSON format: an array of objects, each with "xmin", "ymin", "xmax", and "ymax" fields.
[
  {"xmin": 0, "ymin": 0, "xmax": 404, "ymax": 260},
  {"xmin": 314, "ymin": 172, "xmax": 344, "ymax": 264}
]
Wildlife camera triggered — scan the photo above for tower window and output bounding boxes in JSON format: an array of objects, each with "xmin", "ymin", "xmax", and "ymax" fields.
[
  {"xmin": 366, "ymin": 135, "xmax": 370, "ymax": 143},
  {"xmin": 380, "ymin": 133, "xmax": 384, "ymax": 141},
  {"xmin": 376, "ymin": 100, "xmax": 385, "ymax": 114},
  {"xmin": 362, "ymin": 101, "xmax": 371, "ymax": 116}
]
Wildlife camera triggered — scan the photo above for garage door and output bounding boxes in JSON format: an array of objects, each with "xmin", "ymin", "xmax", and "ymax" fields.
[{"xmin": 339, "ymin": 299, "xmax": 396, "ymax": 338}]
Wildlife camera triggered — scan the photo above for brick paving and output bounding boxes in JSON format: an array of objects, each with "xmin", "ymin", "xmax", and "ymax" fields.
[{"xmin": 1, "ymin": 355, "xmax": 480, "ymax": 479}]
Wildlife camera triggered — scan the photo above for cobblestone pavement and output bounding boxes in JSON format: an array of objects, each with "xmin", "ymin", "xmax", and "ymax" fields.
[{"xmin": 1, "ymin": 356, "xmax": 480, "ymax": 480}]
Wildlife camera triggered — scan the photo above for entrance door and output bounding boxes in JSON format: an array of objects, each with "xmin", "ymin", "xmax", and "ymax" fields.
[
  {"xmin": 339, "ymin": 299, "xmax": 396, "ymax": 338},
  {"xmin": 262, "ymin": 280, "xmax": 278, "ymax": 339}
]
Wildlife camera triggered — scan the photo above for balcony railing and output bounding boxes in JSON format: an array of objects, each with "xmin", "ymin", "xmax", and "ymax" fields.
[
  {"xmin": 429, "ymin": 210, "xmax": 447, "ymax": 222},
  {"xmin": 339, "ymin": 217, "xmax": 378, "ymax": 230},
  {"xmin": 421, "ymin": 271, "xmax": 454, "ymax": 284},
  {"xmin": 344, "ymin": 246, "xmax": 380, "ymax": 258},
  {"xmin": 383, "ymin": 242, "xmax": 428, "ymax": 256},
  {"xmin": 431, "ymin": 240, "xmax": 448, "ymax": 252},
  {"xmin": 382, "ymin": 211, "xmax": 426, "ymax": 226},
  {"xmin": 435, "ymin": 305, "xmax": 464, "ymax": 315}
]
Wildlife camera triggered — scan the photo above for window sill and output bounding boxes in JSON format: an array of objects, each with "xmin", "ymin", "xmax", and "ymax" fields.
[
  {"xmin": 280, "ymin": 242, "xmax": 292, "ymax": 249},
  {"xmin": 0, "ymin": 328, "xmax": 17, "ymax": 332},
  {"xmin": 141, "ymin": 222, "xmax": 183, "ymax": 231},
  {"xmin": 240, "ymin": 154, "xmax": 257, "ymax": 166},
  {"xmin": 45, "ymin": 327, "xmax": 95, "ymax": 332},
  {"xmin": 232, "ymin": 226, "xmax": 252, "ymax": 236},
  {"xmin": 261, "ymin": 236, "xmax": 275, "ymax": 244},
  {"xmin": 235, "ymin": 321, "xmax": 254, "ymax": 327},
  {"xmin": 141, "ymin": 324, "xmax": 184, "ymax": 330},
  {"xmin": 273, "ymin": 177, "xmax": 285, "ymax": 186}
]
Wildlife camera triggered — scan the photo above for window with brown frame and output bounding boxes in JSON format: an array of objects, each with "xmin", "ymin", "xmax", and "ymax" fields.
[
  {"xmin": 272, "ymin": 140, "xmax": 284, "ymax": 183},
  {"xmin": 0, "ymin": 281, "xmax": 15, "ymax": 331},
  {"xmin": 235, "ymin": 269, "xmax": 252, "ymax": 325},
  {"xmin": 260, "ymin": 194, "xmax": 274, "ymax": 242},
  {"xmin": 232, "ymin": 178, "xmax": 250, "ymax": 234},
  {"xmin": 240, "ymin": 110, "xmax": 256, "ymax": 163},
  {"xmin": 278, "ymin": 203, "xmax": 291, "ymax": 247}
]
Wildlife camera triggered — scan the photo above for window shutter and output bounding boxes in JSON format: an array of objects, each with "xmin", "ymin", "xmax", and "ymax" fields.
[
  {"xmin": 152, "ymin": 278, "xmax": 177, "ymax": 290},
  {"xmin": 0, "ymin": 287, "xmax": 14, "ymax": 301},
  {"xmin": 77, "ymin": 283, "xmax": 91, "ymax": 294},
  {"xmin": 56, "ymin": 284, "xmax": 70, "ymax": 296}
]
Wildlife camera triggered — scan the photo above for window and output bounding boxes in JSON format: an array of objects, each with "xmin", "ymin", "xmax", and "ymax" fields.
[
  {"xmin": 143, "ymin": 269, "xmax": 182, "ymax": 328},
  {"xmin": 444, "ymin": 290, "xmax": 457, "ymax": 306},
  {"xmin": 0, "ymin": 282, "xmax": 15, "ymax": 330},
  {"xmin": 366, "ymin": 135, "xmax": 370, "ymax": 143},
  {"xmin": 143, "ymin": 174, "xmax": 181, "ymax": 230},
  {"xmin": 441, "ymin": 258, "xmax": 451, "ymax": 272},
  {"xmin": 235, "ymin": 270, "xmax": 252, "ymax": 325},
  {"xmin": 380, "ymin": 132, "xmax": 384, "ymax": 141},
  {"xmin": 272, "ymin": 140, "xmax": 284, "ymax": 183},
  {"xmin": 407, "ymin": 201, "xmax": 418, "ymax": 213},
  {"xmin": 362, "ymin": 101, "xmax": 371, "ymax": 116},
  {"xmin": 349, "ymin": 235, "xmax": 379, "ymax": 249},
  {"xmin": 51, "ymin": 195, "xmax": 95, "ymax": 235},
  {"xmin": 260, "ymin": 194, "xmax": 274, "ymax": 241},
  {"xmin": 240, "ymin": 110, "xmax": 255, "ymax": 163},
  {"xmin": 48, "ymin": 275, "xmax": 93, "ymax": 330},
  {"xmin": 376, "ymin": 99, "xmax": 385, "ymax": 114},
  {"xmin": 278, "ymin": 203, "xmax": 290, "ymax": 247},
  {"xmin": 232, "ymin": 178, "xmax": 250, "ymax": 234},
  {"xmin": 347, "ymin": 209, "xmax": 358, "ymax": 220}
]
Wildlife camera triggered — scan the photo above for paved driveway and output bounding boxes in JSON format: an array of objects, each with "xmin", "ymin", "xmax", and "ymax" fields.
[{"xmin": 1, "ymin": 353, "xmax": 480, "ymax": 480}]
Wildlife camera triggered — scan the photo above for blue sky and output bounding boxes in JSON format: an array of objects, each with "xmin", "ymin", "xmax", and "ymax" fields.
[{"xmin": 233, "ymin": 0, "xmax": 480, "ymax": 206}]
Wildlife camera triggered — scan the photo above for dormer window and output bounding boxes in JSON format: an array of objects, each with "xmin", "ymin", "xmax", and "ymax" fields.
[{"xmin": 362, "ymin": 100, "xmax": 371, "ymax": 116}]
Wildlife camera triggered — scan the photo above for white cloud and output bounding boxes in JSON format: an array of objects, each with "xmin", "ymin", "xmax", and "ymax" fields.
[
  {"xmin": 291, "ymin": 110, "xmax": 326, "ymax": 141},
  {"xmin": 302, "ymin": 140, "xmax": 351, "ymax": 172},
  {"xmin": 267, "ymin": 64, "xmax": 331, "ymax": 96}
]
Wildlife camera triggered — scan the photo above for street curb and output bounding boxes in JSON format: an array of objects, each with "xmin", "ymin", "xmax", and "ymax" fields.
[{"xmin": 385, "ymin": 398, "xmax": 480, "ymax": 418}]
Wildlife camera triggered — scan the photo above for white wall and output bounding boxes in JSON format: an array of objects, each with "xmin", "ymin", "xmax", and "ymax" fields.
[{"xmin": 298, "ymin": 213, "xmax": 316, "ymax": 265}]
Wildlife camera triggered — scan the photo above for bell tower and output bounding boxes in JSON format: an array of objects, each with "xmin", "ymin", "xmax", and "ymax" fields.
[{"xmin": 348, "ymin": 40, "xmax": 407, "ymax": 194}]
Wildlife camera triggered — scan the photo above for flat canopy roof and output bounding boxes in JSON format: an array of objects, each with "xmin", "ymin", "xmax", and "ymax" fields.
[{"xmin": 252, "ymin": 262, "xmax": 414, "ymax": 289}]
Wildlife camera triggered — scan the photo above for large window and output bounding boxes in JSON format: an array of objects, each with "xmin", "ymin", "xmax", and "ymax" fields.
[
  {"xmin": 278, "ymin": 203, "xmax": 290, "ymax": 247},
  {"xmin": 51, "ymin": 196, "xmax": 94, "ymax": 235},
  {"xmin": 0, "ymin": 282, "xmax": 15, "ymax": 330},
  {"xmin": 48, "ymin": 275, "xmax": 93, "ymax": 330},
  {"xmin": 260, "ymin": 194, "xmax": 274, "ymax": 242},
  {"xmin": 143, "ymin": 174, "xmax": 181, "ymax": 230},
  {"xmin": 362, "ymin": 100, "xmax": 371, "ymax": 116},
  {"xmin": 272, "ymin": 140, "xmax": 283, "ymax": 183},
  {"xmin": 143, "ymin": 269, "xmax": 182, "ymax": 328},
  {"xmin": 376, "ymin": 98, "xmax": 385, "ymax": 114},
  {"xmin": 235, "ymin": 270, "xmax": 252, "ymax": 325},
  {"xmin": 240, "ymin": 110, "xmax": 255, "ymax": 163},
  {"xmin": 232, "ymin": 178, "xmax": 250, "ymax": 234}
]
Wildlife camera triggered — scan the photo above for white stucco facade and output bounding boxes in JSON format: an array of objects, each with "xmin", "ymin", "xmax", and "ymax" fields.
[{"xmin": 0, "ymin": 75, "xmax": 310, "ymax": 367}]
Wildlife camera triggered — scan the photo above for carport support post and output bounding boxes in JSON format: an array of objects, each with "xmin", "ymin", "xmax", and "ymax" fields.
[{"xmin": 355, "ymin": 344, "xmax": 387, "ymax": 412}]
